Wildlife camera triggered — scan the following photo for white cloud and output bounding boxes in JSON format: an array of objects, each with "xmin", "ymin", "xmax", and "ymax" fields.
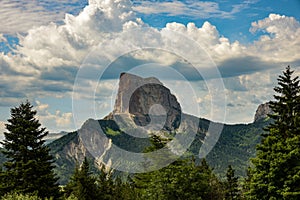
[
  {"xmin": 0, "ymin": 121, "xmax": 6, "ymax": 142},
  {"xmin": 35, "ymin": 101, "xmax": 74, "ymax": 132},
  {"xmin": 248, "ymin": 14, "xmax": 300, "ymax": 63},
  {"xmin": 0, "ymin": 0, "xmax": 144, "ymax": 105},
  {"xmin": 0, "ymin": 110, "xmax": 69, "ymax": 142},
  {"xmin": 8, "ymin": 0, "xmax": 143, "ymax": 72},
  {"xmin": 132, "ymin": 0, "xmax": 250, "ymax": 19},
  {"xmin": 0, "ymin": 0, "xmax": 87, "ymax": 34},
  {"xmin": 0, "ymin": 34, "xmax": 7, "ymax": 42},
  {"xmin": 162, "ymin": 22, "xmax": 245, "ymax": 63},
  {"xmin": 0, "ymin": 121, "xmax": 5, "ymax": 134},
  {"xmin": 0, "ymin": 0, "xmax": 299, "ymax": 127}
]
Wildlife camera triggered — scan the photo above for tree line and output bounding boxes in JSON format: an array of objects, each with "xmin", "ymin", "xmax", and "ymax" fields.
[{"xmin": 0, "ymin": 66, "xmax": 299, "ymax": 199}]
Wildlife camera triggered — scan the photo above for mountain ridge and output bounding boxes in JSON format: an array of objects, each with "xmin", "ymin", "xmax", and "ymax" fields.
[
  {"xmin": 48, "ymin": 73, "xmax": 271, "ymax": 183},
  {"xmin": 0, "ymin": 73, "xmax": 272, "ymax": 184}
]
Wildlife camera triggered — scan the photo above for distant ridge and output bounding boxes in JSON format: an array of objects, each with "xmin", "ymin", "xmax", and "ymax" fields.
[{"xmin": 0, "ymin": 73, "xmax": 271, "ymax": 184}]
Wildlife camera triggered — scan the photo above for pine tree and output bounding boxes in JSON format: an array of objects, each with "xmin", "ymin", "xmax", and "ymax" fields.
[
  {"xmin": 248, "ymin": 66, "xmax": 300, "ymax": 199},
  {"xmin": 65, "ymin": 157, "xmax": 99, "ymax": 200},
  {"xmin": 225, "ymin": 165, "xmax": 240, "ymax": 200},
  {"xmin": 0, "ymin": 101, "xmax": 60, "ymax": 198}
]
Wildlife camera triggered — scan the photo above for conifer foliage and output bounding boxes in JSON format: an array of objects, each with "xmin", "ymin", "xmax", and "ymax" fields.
[
  {"xmin": 133, "ymin": 135, "xmax": 225, "ymax": 200},
  {"xmin": 248, "ymin": 66, "xmax": 300, "ymax": 199},
  {"xmin": 268, "ymin": 66, "xmax": 300, "ymax": 137},
  {"xmin": 225, "ymin": 165, "xmax": 240, "ymax": 200},
  {"xmin": 64, "ymin": 157, "xmax": 99, "ymax": 200},
  {"xmin": 0, "ymin": 101, "xmax": 60, "ymax": 198},
  {"xmin": 64, "ymin": 157, "xmax": 135, "ymax": 200}
]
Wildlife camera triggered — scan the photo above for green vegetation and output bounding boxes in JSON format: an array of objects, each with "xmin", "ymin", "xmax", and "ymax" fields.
[
  {"xmin": 105, "ymin": 127, "xmax": 121, "ymax": 136},
  {"xmin": 0, "ymin": 101, "xmax": 60, "ymax": 199},
  {"xmin": 99, "ymin": 120, "xmax": 151, "ymax": 153},
  {"xmin": 225, "ymin": 165, "xmax": 240, "ymax": 200},
  {"xmin": 48, "ymin": 131, "xmax": 80, "ymax": 185},
  {"xmin": 1, "ymin": 192, "xmax": 78, "ymax": 200},
  {"xmin": 64, "ymin": 157, "xmax": 99, "ymax": 200},
  {"xmin": 204, "ymin": 121, "xmax": 268, "ymax": 177},
  {"xmin": 1, "ymin": 192, "xmax": 43, "ymax": 200},
  {"xmin": 0, "ymin": 66, "xmax": 299, "ymax": 199},
  {"xmin": 132, "ymin": 134, "xmax": 224, "ymax": 200},
  {"xmin": 246, "ymin": 66, "xmax": 300, "ymax": 199}
]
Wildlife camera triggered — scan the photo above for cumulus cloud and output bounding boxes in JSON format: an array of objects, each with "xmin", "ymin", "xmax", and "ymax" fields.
[
  {"xmin": 7, "ymin": 0, "xmax": 143, "ymax": 72},
  {"xmin": 35, "ymin": 101, "xmax": 73, "ymax": 132},
  {"xmin": 223, "ymin": 69, "xmax": 278, "ymax": 123},
  {"xmin": 0, "ymin": 0, "xmax": 143, "ymax": 104},
  {"xmin": 248, "ymin": 14, "xmax": 300, "ymax": 63},
  {"xmin": 1, "ymin": 0, "xmax": 300, "ymax": 127},
  {"xmin": 0, "ymin": 109, "xmax": 69, "ymax": 142}
]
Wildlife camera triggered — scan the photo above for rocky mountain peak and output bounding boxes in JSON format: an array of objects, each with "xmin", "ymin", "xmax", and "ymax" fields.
[
  {"xmin": 254, "ymin": 102, "xmax": 273, "ymax": 122},
  {"xmin": 111, "ymin": 73, "xmax": 182, "ymax": 131}
]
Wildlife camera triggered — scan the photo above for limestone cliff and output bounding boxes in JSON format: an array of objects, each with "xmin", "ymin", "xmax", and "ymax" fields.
[
  {"xmin": 254, "ymin": 102, "xmax": 273, "ymax": 122},
  {"xmin": 110, "ymin": 73, "xmax": 182, "ymax": 131},
  {"xmin": 42, "ymin": 73, "xmax": 271, "ymax": 184}
]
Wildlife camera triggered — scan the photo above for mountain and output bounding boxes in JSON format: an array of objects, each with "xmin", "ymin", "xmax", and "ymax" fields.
[
  {"xmin": 106, "ymin": 73, "xmax": 182, "ymax": 131},
  {"xmin": 254, "ymin": 102, "xmax": 273, "ymax": 122},
  {"xmin": 0, "ymin": 73, "xmax": 273, "ymax": 184}
]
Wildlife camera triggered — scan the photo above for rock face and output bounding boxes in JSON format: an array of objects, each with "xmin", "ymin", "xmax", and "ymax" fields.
[
  {"xmin": 9, "ymin": 72, "xmax": 271, "ymax": 183},
  {"xmin": 111, "ymin": 73, "xmax": 182, "ymax": 131},
  {"xmin": 254, "ymin": 102, "xmax": 273, "ymax": 122},
  {"xmin": 113, "ymin": 73, "xmax": 162, "ymax": 113}
]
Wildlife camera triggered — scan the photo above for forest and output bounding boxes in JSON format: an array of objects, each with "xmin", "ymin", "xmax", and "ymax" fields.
[{"xmin": 0, "ymin": 66, "xmax": 299, "ymax": 200}]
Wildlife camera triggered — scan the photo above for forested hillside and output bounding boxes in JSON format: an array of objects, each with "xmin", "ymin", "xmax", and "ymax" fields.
[{"xmin": 0, "ymin": 67, "xmax": 299, "ymax": 199}]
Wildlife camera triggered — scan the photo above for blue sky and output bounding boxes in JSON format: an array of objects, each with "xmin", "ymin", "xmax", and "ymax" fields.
[
  {"xmin": 133, "ymin": 0, "xmax": 300, "ymax": 43},
  {"xmin": 0, "ymin": 0, "xmax": 300, "ymax": 136}
]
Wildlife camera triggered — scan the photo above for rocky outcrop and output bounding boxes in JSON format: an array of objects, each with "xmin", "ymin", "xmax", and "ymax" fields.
[
  {"xmin": 113, "ymin": 73, "xmax": 162, "ymax": 113},
  {"xmin": 111, "ymin": 73, "xmax": 182, "ymax": 131},
  {"xmin": 18, "ymin": 73, "xmax": 272, "ymax": 183},
  {"xmin": 254, "ymin": 102, "xmax": 273, "ymax": 122}
]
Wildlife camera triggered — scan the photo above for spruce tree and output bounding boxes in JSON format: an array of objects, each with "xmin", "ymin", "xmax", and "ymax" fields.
[
  {"xmin": 64, "ymin": 157, "xmax": 99, "ymax": 200},
  {"xmin": 225, "ymin": 165, "xmax": 240, "ymax": 200},
  {"xmin": 0, "ymin": 101, "xmax": 60, "ymax": 198},
  {"xmin": 248, "ymin": 66, "xmax": 300, "ymax": 199},
  {"xmin": 268, "ymin": 66, "xmax": 300, "ymax": 137},
  {"xmin": 96, "ymin": 166, "xmax": 115, "ymax": 200}
]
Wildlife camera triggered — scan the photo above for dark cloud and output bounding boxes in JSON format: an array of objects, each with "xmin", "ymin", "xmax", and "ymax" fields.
[
  {"xmin": 40, "ymin": 66, "xmax": 78, "ymax": 83},
  {"xmin": 0, "ymin": 89, "xmax": 25, "ymax": 98},
  {"xmin": 227, "ymin": 103, "xmax": 235, "ymax": 107},
  {"xmin": 218, "ymin": 56, "xmax": 280, "ymax": 78},
  {"xmin": 38, "ymin": 82, "xmax": 72, "ymax": 93},
  {"xmin": 80, "ymin": 52, "xmax": 205, "ymax": 81}
]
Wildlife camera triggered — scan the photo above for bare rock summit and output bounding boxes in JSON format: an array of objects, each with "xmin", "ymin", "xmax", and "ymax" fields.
[
  {"xmin": 254, "ymin": 102, "xmax": 273, "ymax": 122},
  {"xmin": 111, "ymin": 73, "xmax": 182, "ymax": 131}
]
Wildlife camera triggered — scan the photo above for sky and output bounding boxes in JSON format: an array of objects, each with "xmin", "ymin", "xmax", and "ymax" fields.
[{"xmin": 0, "ymin": 0, "xmax": 300, "ymax": 137}]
